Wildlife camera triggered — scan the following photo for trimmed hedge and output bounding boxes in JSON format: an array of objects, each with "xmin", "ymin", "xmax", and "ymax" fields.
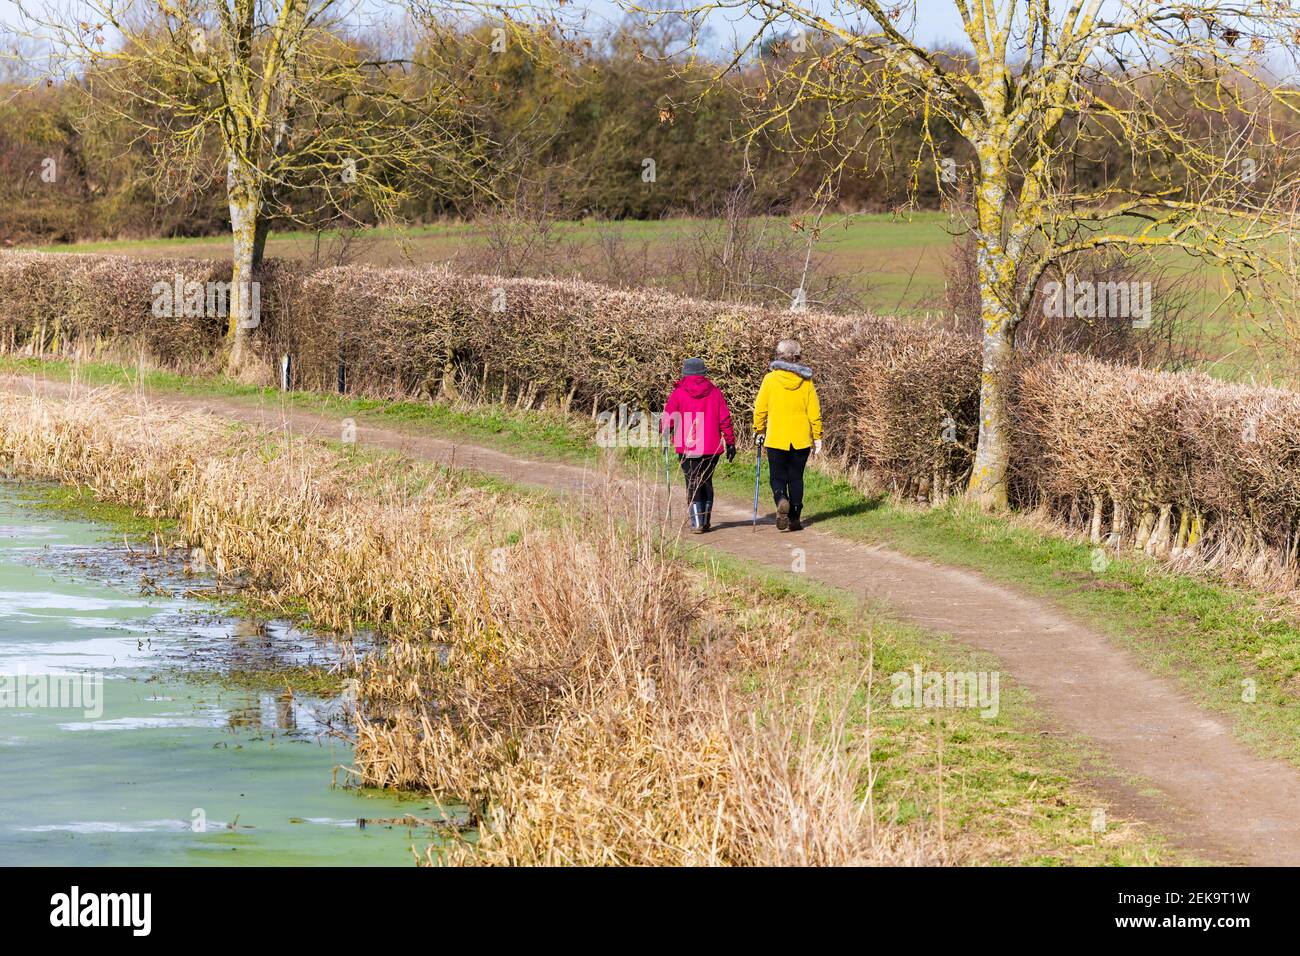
[{"xmin": 0, "ymin": 252, "xmax": 301, "ymax": 362}]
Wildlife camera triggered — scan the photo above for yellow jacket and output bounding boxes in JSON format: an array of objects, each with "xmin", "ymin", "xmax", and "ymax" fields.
[{"xmin": 754, "ymin": 363, "xmax": 822, "ymax": 450}]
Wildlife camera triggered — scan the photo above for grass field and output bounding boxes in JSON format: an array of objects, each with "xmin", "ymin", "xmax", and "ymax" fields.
[
  {"xmin": 22, "ymin": 213, "xmax": 955, "ymax": 313},
  {"xmin": 17, "ymin": 212, "xmax": 1282, "ymax": 380}
]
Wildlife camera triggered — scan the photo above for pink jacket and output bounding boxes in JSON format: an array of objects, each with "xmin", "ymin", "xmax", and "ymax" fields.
[{"xmin": 661, "ymin": 376, "xmax": 735, "ymax": 456}]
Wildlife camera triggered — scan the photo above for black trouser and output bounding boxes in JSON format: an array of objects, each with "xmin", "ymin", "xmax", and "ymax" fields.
[
  {"xmin": 679, "ymin": 453, "xmax": 721, "ymax": 511},
  {"xmin": 766, "ymin": 445, "xmax": 811, "ymax": 517}
]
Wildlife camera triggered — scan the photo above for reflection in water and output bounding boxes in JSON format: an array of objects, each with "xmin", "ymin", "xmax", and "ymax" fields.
[{"xmin": 224, "ymin": 694, "xmax": 317, "ymax": 735}]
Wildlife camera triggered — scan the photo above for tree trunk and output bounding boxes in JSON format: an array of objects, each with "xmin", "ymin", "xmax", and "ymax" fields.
[
  {"xmin": 1185, "ymin": 512, "xmax": 1203, "ymax": 556},
  {"xmin": 1146, "ymin": 503, "xmax": 1173, "ymax": 557},
  {"xmin": 967, "ymin": 171, "xmax": 1016, "ymax": 511},
  {"xmin": 226, "ymin": 152, "xmax": 261, "ymax": 374},
  {"xmin": 1134, "ymin": 507, "xmax": 1157, "ymax": 551},
  {"xmin": 252, "ymin": 217, "xmax": 270, "ymax": 269},
  {"xmin": 1110, "ymin": 496, "xmax": 1128, "ymax": 545},
  {"xmin": 1171, "ymin": 509, "xmax": 1191, "ymax": 558},
  {"xmin": 439, "ymin": 346, "xmax": 459, "ymax": 400}
]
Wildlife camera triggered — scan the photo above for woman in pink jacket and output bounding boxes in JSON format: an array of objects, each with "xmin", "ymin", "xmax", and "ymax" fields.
[{"xmin": 661, "ymin": 357, "xmax": 736, "ymax": 532}]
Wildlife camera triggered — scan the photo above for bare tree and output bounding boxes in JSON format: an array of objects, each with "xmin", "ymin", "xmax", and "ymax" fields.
[{"xmin": 16, "ymin": 0, "xmax": 492, "ymax": 369}]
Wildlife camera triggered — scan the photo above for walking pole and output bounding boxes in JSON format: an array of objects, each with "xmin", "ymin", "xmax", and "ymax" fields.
[
  {"xmin": 662, "ymin": 433, "xmax": 673, "ymax": 520},
  {"xmin": 752, "ymin": 435, "xmax": 765, "ymax": 531}
]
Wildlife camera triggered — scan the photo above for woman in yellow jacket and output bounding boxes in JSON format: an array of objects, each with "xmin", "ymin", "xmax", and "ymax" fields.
[{"xmin": 753, "ymin": 339, "xmax": 822, "ymax": 531}]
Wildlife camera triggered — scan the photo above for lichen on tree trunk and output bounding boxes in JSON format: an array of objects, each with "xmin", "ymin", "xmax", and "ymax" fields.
[
  {"xmin": 966, "ymin": 154, "xmax": 1016, "ymax": 512},
  {"xmin": 226, "ymin": 152, "xmax": 262, "ymax": 374}
]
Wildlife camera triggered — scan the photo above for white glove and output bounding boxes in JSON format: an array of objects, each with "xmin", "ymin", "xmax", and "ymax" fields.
[{"xmin": 813, "ymin": 439, "xmax": 823, "ymax": 456}]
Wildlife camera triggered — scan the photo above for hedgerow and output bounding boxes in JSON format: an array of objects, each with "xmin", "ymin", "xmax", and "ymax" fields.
[{"xmin": 4, "ymin": 250, "xmax": 1298, "ymax": 585}]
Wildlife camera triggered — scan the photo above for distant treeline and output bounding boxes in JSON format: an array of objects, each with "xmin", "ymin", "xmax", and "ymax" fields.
[{"xmin": 0, "ymin": 19, "xmax": 1283, "ymax": 245}]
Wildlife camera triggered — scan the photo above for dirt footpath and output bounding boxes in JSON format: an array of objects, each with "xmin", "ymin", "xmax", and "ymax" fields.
[{"xmin": 6, "ymin": 373, "xmax": 1300, "ymax": 865}]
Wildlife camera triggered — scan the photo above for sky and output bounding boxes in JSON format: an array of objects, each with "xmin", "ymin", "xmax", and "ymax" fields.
[
  {"xmin": 0, "ymin": 0, "xmax": 971, "ymax": 56},
  {"xmin": 10, "ymin": 1, "xmax": 1289, "ymax": 82},
  {"xmin": 577, "ymin": 0, "xmax": 968, "ymax": 50}
]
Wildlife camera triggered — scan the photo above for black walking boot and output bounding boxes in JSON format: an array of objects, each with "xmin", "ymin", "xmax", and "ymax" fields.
[
  {"xmin": 789, "ymin": 503, "xmax": 803, "ymax": 531},
  {"xmin": 702, "ymin": 488, "xmax": 714, "ymax": 531},
  {"xmin": 776, "ymin": 497, "xmax": 790, "ymax": 531}
]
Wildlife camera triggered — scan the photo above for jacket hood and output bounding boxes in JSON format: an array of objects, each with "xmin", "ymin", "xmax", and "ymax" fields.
[
  {"xmin": 678, "ymin": 375, "xmax": 715, "ymax": 399},
  {"xmin": 770, "ymin": 360, "xmax": 813, "ymax": 387}
]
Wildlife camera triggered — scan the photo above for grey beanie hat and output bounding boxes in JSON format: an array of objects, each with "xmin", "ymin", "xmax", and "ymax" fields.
[{"xmin": 682, "ymin": 357, "xmax": 706, "ymax": 376}]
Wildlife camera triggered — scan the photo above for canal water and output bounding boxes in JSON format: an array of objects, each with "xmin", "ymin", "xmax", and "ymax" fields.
[{"xmin": 0, "ymin": 482, "xmax": 448, "ymax": 866}]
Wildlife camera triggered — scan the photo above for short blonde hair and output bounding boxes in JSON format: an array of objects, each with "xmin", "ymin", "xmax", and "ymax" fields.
[{"xmin": 775, "ymin": 339, "xmax": 802, "ymax": 360}]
